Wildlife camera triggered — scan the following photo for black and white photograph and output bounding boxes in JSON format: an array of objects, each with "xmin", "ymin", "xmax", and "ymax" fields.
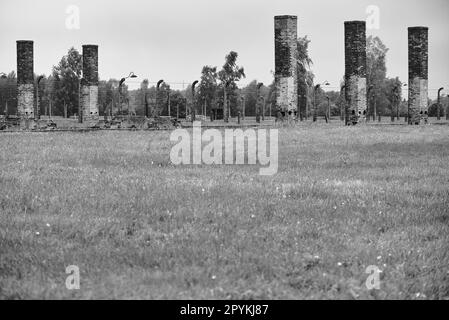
[{"xmin": 0, "ymin": 0, "xmax": 448, "ymax": 306}]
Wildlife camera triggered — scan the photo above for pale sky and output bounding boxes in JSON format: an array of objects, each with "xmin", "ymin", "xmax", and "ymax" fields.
[{"xmin": 1, "ymin": 0, "xmax": 448, "ymax": 97}]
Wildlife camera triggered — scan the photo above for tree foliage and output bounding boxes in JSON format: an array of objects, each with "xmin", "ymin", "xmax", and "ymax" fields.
[
  {"xmin": 52, "ymin": 47, "xmax": 82, "ymax": 117},
  {"xmin": 296, "ymin": 36, "xmax": 315, "ymax": 117}
]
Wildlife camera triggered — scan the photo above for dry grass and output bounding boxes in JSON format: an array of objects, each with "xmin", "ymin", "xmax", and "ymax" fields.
[{"xmin": 0, "ymin": 123, "xmax": 448, "ymax": 299}]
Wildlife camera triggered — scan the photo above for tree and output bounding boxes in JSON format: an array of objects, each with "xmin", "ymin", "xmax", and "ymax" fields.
[
  {"xmin": 134, "ymin": 79, "xmax": 149, "ymax": 116},
  {"xmin": 383, "ymin": 77, "xmax": 403, "ymax": 120},
  {"xmin": 366, "ymin": 36, "xmax": 389, "ymax": 117},
  {"xmin": 0, "ymin": 71, "xmax": 17, "ymax": 115},
  {"xmin": 217, "ymin": 51, "xmax": 245, "ymax": 121},
  {"xmin": 98, "ymin": 79, "xmax": 119, "ymax": 116},
  {"xmin": 296, "ymin": 36, "xmax": 315, "ymax": 119},
  {"xmin": 198, "ymin": 66, "xmax": 218, "ymax": 117},
  {"xmin": 52, "ymin": 47, "xmax": 82, "ymax": 117},
  {"xmin": 168, "ymin": 91, "xmax": 187, "ymax": 119}
]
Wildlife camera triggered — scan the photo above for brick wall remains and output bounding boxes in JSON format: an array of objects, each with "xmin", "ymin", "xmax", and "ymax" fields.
[
  {"xmin": 274, "ymin": 16, "xmax": 298, "ymax": 114},
  {"xmin": 344, "ymin": 21, "xmax": 367, "ymax": 124},
  {"xmin": 408, "ymin": 27, "xmax": 428, "ymax": 125},
  {"xmin": 17, "ymin": 41, "xmax": 34, "ymax": 120}
]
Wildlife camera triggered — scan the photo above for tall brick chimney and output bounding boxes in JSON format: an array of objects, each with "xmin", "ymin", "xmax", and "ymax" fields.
[
  {"xmin": 344, "ymin": 21, "xmax": 367, "ymax": 125},
  {"xmin": 408, "ymin": 27, "xmax": 428, "ymax": 125},
  {"xmin": 274, "ymin": 15, "xmax": 298, "ymax": 116},
  {"xmin": 81, "ymin": 45, "xmax": 99, "ymax": 121},
  {"xmin": 17, "ymin": 40, "xmax": 34, "ymax": 122}
]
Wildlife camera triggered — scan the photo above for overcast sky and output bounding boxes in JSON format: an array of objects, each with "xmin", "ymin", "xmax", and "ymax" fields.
[{"xmin": 1, "ymin": 0, "xmax": 448, "ymax": 97}]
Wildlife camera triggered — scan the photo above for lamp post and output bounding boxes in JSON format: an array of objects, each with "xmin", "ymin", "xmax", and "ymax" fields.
[
  {"xmin": 261, "ymin": 96, "xmax": 266, "ymax": 121},
  {"xmin": 326, "ymin": 96, "xmax": 330, "ymax": 122},
  {"xmin": 167, "ymin": 86, "xmax": 171, "ymax": 118},
  {"xmin": 156, "ymin": 79, "xmax": 164, "ymax": 117},
  {"xmin": 35, "ymin": 75, "xmax": 44, "ymax": 121},
  {"xmin": 144, "ymin": 91, "xmax": 149, "ymax": 118},
  {"xmin": 447, "ymin": 94, "xmax": 449, "ymax": 121},
  {"xmin": 257, "ymin": 83, "xmax": 264, "ymax": 122},
  {"xmin": 437, "ymin": 87, "xmax": 444, "ymax": 120},
  {"xmin": 313, "ymin": 81, "xmax": 330, "ymax": 122},
  {"xmin": 119, "ymin": 72, "xmax": 138, "ymax": 118},
  {"xmin": 191, "ymin": 80, "xmax": 198, "ymax": 122},
  {"xmin": 78, "ymin": 76, "xmax": 83, "ymax": 123}
]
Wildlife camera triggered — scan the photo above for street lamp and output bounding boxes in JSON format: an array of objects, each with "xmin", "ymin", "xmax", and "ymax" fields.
[
  {"xmin": 35, "ymin": 75, "xmax": 44, "ymax": 121},
  {"xmin": 313, "ymin": 81, "xmax": 330, "ymax": 122},
  {"xmin": 437, "ymin": 87, "xmax": 444, "ymax": 120},
  {"xmin": 118, "ymin": 72, "xmax": 138, "ymax": 117},
  {"xmin": 260, "ymin": 96, "xmax": 266, "ymax": 121},
  {"xmin": 156, "ymin": 79, "xmax": 164, "ymax": 118},
  {"xmin": 256, "ymin": 82, "xmax": 264, "ymax": 122},
  {"xmin": 167, "ymin": 85, "xmax": 171, "ymax": 118},
  {"xmin": 191, "ymin": 80, "xmax": 199, "ymax": 122},
  {"xmin": 447, "ymin": 94, "xmax": 449, "ymax": 121}
]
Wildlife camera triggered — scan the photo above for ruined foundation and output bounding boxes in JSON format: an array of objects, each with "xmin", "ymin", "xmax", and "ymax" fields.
[
  {"xmin": 81, "ymin": 45, "xmax": 99, "ymax": 122},
  {"xmin": 17, "ymin": 41, "xmax": 35, "ymax": 126},
  {"xmin": 408, "ymin": 27, "xmax": 428, "ymax": 125},
  {"xmin": 344, "ymin": 21, "xmax": 367, "ymax": 124},
  {"xmin": 274, "ymin": 15, "xmax": 298, "ymax": 115}
]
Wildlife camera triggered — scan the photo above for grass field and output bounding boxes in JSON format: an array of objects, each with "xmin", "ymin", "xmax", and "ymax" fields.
[{"xmin": 0, "ymin": 123, "xmax": 448, "ymax": 299}]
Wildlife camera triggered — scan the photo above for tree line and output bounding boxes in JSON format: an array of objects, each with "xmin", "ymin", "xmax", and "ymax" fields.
[{"xmin": 1, "ymin": 36, "xmax": 446, "ymax": 118}]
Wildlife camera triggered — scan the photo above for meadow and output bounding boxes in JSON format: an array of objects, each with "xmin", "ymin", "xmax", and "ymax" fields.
[{"xmin": 0, "ymin": 123, "xmax": 448, "ymax": 299}]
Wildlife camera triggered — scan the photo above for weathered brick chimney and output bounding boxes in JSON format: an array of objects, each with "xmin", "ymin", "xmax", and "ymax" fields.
[
  {"xmin": 408, "ymin": 27, "xmax": 428, "ymax": 125},
  {"xmin": 17, "ymin": 40, "xmax": 34, "ymax": 123},
  {"xmin": 274, "ymin": 15, "xmax": 298, "ymax": 116},
  {"xmin": 344, "ymin": 21, "xmax": 367, "ymax": 124},
  {"xmin": 81, "ymin": 45, "xmax": 99, "ymax": 121}
]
